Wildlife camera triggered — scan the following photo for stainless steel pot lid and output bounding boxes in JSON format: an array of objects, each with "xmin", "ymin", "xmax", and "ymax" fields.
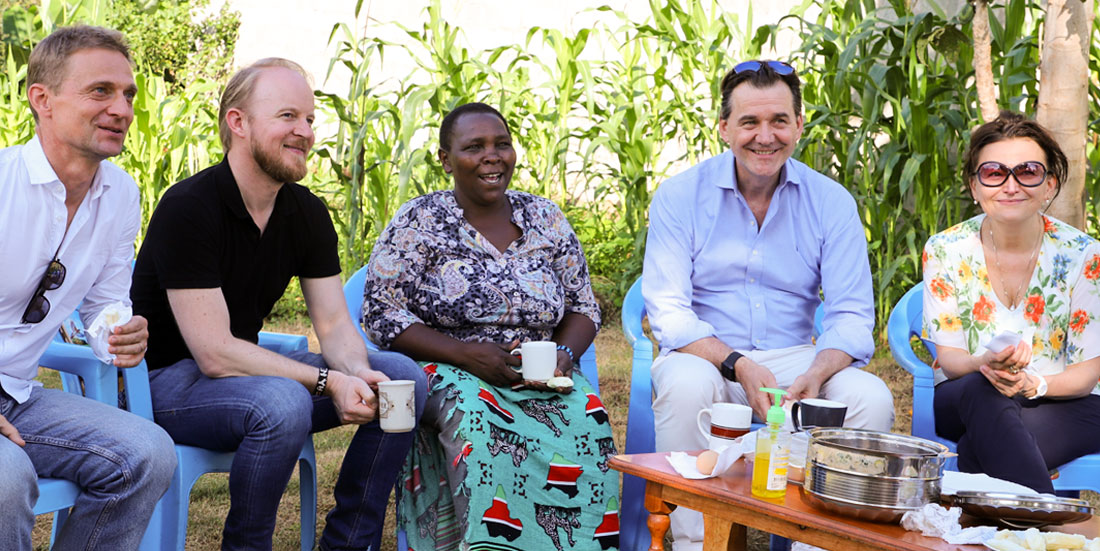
[{"xmin": 950, "ymin": 491, "xmax": 1094, "ymax": 528}]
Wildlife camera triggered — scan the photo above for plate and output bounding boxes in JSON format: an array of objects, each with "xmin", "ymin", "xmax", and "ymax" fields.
[{"xmin": 952, "ymin": 491, "xmax": 1093, "ymax": 528}]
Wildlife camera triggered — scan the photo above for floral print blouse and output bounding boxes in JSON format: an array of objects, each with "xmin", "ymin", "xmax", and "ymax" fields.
[
  {"xmin": 923, "ymin": 214, "xmax": 1100, "ymax": 393},
  {"xmin": 362, "ymin": 189, "xmax": 601, "ymax": 348}
]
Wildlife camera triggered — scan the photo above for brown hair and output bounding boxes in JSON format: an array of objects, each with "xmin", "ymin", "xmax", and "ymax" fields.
[
  {"xmin": 27, "ymin": 25, "xmax": 132, "ymax": 120},
  {"xmin": 964, "ymin": 111, "xmax": 1067, "ymax": 202},
  {"xmin": 218, "ymin": 58, "xmax": 312, "ymax": 150},
  {"xmin": 718, "ymin": 60, "xmax": 802, "ymax": 121}
]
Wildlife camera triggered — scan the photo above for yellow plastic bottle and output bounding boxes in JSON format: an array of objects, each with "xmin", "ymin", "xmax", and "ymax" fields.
[{"xmin": 751, "ymin": 388, "xmax": 790, "ymax": 500}]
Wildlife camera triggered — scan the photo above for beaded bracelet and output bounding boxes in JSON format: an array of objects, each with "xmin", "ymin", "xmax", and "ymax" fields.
[{"xmin": 556, "ymin": 344, "xmax": 575, "ymax": 364}]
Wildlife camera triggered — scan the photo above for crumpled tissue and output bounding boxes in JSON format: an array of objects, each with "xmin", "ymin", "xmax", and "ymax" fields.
[
  {"xmin": 85, "ymin": 301, "xmax": 132, "ymax": 363},
  {"xmin": 901, "ymin": 503, "xmax": 997, "ymax": 545},
  {"xmin": 666, "ymin": 439, "xmax": 749, "ymax": 479}
]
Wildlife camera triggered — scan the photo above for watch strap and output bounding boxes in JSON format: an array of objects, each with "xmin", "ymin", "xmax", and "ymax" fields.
[{"xmin": 720, "ymin": 351, "xmax": 744, "ymax": 382}]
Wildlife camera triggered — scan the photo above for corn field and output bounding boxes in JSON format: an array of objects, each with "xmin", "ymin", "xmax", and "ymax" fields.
[{"xmin": 3, "ymin": 0, "xmax": 1100, "ymax": 339}]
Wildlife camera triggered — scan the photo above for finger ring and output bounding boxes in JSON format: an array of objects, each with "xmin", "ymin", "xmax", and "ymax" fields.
[{"xmin": 1008, "ymin": 366, "xmax": 1019, "ymax": 374}]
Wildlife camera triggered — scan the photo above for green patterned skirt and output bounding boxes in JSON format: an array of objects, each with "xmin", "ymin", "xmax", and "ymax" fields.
[{"xmin": 397, "ymin": 362, "xmax": 620, "ymax": 551}]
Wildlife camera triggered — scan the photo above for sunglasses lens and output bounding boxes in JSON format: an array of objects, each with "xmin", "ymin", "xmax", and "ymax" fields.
[
  {"xmin": 977, "ymin": 163, "xmax": 1009, "ymax": 185},
  {"xmin": 44, "ymin": 260, "xmax": 65, "ymax": 290},
  {"xmin": 22, "ymin": 295, "xmax": 49, "ymax": 324},
  {"xmin": 767, "ymin": 61, "xmax": 795, "ymax": 75},
  {"xmin": 734, "ymin": 61, "xmax": 762, "ymax": 74},
  {"xmin": 1015, "ymin": 162, "xmax": 1046, "ymax": 186}
]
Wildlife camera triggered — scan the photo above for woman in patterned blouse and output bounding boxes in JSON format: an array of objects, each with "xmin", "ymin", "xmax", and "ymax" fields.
[
  {"xmin": 922, "ymin": 111, "xmax": 1100, "ymax": 492},
  {"xmin": 362, "ymin": 103, "xmax": 619, "ymax": 550}
]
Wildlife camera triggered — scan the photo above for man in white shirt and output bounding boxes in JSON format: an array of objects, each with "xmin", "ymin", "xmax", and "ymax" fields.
[{"xmin": 0, "ymin": 26, "xmax": 175, "ymax": 550}]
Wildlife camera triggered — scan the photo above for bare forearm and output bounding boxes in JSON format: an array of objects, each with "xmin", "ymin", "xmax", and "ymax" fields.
[
  {"xmin": 389, "ymin": 323, "xmax": 471, "ymax": 366},
  {"xmin": 551, "ymin": 313, "xmax": 597, "ymax": 362},
  {"xmin": 1038, "ymin": 360, "xmax": 1100, "ymax": 399},
  {"xmin": 675, "ymin": 336, "xmax": 734, "ymax": 368},
  {"xmin": 196, "ymin": 337, "xmax": 320, "ymax": 388},
  {"xmin": 934, "ymin": 346, "xmax": 985, "ymax": 379},
  {"xmin": 317, "ymin": 322, "xmax": 371, "ymax": 377},
  {"xmin": 806, "ymin": 348, "xmax": 855, "ymax": 381}
]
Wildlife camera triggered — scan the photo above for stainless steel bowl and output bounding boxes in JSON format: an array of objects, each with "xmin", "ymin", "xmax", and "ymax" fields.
[{"xmin": 803, "ymin": 428, "xmax": 950, "ymax": 523}]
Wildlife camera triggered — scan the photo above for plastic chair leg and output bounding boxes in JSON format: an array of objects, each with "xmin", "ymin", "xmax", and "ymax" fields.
[{"xmin": 298, "ymin": 441, "xmax": 318, "ymax": 551}]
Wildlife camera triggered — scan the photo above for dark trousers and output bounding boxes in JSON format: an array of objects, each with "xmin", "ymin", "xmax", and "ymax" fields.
[{"xmin": 934, "ymin": 371, "xmax": 1100, "ymax": 493}]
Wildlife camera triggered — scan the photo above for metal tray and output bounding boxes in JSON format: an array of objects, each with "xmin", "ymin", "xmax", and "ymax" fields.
[{"xmin": 950, "ymin": 491, "xmax": 1094, "ymax": 528}]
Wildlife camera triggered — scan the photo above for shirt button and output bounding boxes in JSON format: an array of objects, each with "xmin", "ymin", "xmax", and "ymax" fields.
[
  {"xmin": 749, "ymin": 278, "xmax": 755, "ymax": 283},
  {"xmin": 752, "ymin": 250, "xmax": 758, "ymax": 255},
  {"xmin": 755, "ymin": 339, "xmax": 761, "ymax": 344},
  {"xmin": 755, "ymin": 303, "xmax": 761, "ymax": 308}
]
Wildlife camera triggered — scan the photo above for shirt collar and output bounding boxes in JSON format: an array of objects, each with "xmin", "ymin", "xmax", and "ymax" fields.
[
  {"xmin": 214, "ymin": 157, "xmax": 298, "ymax": 222},
  {"xmin": 21, "ymin": 134, "xmax": 111, "ymax": 199},
  {"xmin": 717, "ymin": 151, "xmax": 802, "ymax": 195}
]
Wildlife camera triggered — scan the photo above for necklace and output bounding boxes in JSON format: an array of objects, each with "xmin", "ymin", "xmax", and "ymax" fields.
[{"xmin": 987, "ymin": 217, "xmax": 1043, "ymax": 310}]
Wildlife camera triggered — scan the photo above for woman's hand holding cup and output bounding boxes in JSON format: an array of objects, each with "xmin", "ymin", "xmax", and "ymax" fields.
[{"xmin": 461, "ymin": 340, "xmax": 522, "ymax": 387}]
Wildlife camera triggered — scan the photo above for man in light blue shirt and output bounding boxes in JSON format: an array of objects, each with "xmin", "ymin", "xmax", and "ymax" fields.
[{"xmin": 642, "ymin": 60, "xmax": 894, "ymax": 550}]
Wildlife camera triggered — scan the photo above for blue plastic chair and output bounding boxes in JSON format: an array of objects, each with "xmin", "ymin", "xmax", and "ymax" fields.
[
  {"xmin": 342, "ymin": 265, "xmax": 603, "ymax": 549},
  {"xmin": 137, "ymin": 331, "xmax": 318, "ymax": 551},
  {"xmin": 33, "ymin": 342, "xmax": 126, "ymax": 546},
  {"xmin": 49, "ymin": 330, "xmax": 318, "ymax": 551},
  {"xmin": 887, "ymin": 284, "xmax": 1100, "ymax": 492},
  {"xmin": 622, "ymin": 277, "xmax": 823, "ymax": 551}
]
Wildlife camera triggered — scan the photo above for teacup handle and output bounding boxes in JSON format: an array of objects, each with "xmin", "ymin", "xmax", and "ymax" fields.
[
  {"xmin": 791, "ymin": 401, "xmax": 803, "ymax": 432},
  {"xmin": 696, "ymin": 408, "xmax": 713, "ymax": 441}
]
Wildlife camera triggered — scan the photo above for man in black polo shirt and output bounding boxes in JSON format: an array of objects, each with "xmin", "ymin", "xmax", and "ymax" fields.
[{"xmin": 131, "ymin": 58, "xmax": 426, "ymax": 551}]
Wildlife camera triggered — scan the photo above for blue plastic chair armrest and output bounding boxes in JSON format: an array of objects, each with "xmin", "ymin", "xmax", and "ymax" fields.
[{"xmin": 257, "ymin": 332, "xmax": 309, "ymax": 354}]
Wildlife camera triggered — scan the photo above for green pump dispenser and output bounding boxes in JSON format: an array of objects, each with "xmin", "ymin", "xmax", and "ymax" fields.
[{"xmin": 751, "ymin": 387, "xmax": 790, "ymax": 499}]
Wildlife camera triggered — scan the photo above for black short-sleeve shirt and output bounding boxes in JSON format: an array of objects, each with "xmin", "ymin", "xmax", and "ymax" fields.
[{"xmin": 131, "ymin": 159, "xmax": 340, "ymax": 369}]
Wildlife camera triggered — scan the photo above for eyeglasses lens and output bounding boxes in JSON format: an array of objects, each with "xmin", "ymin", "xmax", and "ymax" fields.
[{"xmin": 976, "ymin": 161, "xmax": 1047, "ymax": 187}]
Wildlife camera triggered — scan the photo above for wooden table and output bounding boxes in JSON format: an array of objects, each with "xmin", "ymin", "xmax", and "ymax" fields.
[{"xmin": 610, "ymin": 452, "xmax": 1099, "ymax": 551}]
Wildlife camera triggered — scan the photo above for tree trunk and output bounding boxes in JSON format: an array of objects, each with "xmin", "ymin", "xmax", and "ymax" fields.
[
  {"xmin": 972, "ymin": 0, "xmax": 999, "ymax": 122},
  {"xmin": 1036, "ymin": 0, "xmax": 1093, "ymax": 230}
]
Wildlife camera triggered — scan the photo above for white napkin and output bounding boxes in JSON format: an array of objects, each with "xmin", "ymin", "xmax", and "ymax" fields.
[
  {"xmin": 85, "ymin": 301, "xmax": 132, "ymax": 363},
  {"xmin": 901, "ymin": 503, "xmax": 998, "ymax": 544},
  {"xmin": 666, "ymin": 438, "xmax": 750, "ymax": 479},
  {"xmin": 941, "ymin": 471, "xmax": 1040, "ymax": 496},
  {"xmin": 982, "ymin": 330, "xmax": 1033, "ymax": 353}
]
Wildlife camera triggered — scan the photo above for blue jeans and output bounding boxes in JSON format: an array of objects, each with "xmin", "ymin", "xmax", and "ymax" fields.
[
  {"xmin": 0, "ymin": 385, "xmax": 177, "ymax": 551},
  {"xmin": 147, "ymin": 350, "xmax": 426, "ymax": 551}
]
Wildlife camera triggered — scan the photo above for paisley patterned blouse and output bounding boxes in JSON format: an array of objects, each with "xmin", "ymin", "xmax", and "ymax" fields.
[
  {"xmin": 362, "ymin": 189, "xmax": 601, "ymax": 347},
  {"xmin": 923, "ymin": 214, "xmax": 1100, "ymax": 393}
]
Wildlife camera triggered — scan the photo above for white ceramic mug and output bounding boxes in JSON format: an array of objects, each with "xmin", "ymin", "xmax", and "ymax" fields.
[
  {"xmin": 378, "ymin": 380, "xmax": 416, "ymax": 433},
  {"xmin": 696, "ymin": 402, "xmax": 753, "ymax": 451},
  {"xmin": 518, "ymin": 341, "xmax": 557, "ymax": 381}
]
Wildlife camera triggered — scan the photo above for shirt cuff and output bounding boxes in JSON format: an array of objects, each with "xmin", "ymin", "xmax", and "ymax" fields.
[
  {"xmin": 651, "ymin": 315, "xmax": 718, "ymax": 351},
  {"xmin": 815, "ymin": 326, "xmax": 874, "ymax": 368}
]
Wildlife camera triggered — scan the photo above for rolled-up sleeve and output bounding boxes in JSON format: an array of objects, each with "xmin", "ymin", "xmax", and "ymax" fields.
[
  {"xmin": 814, "ymin": 191, "xmax": 875, "ymax": 367},
  {"xmin": 547, "ymin": 203, "xmax": 601, "ymax": 329},
  {"xmin": 642, "ymin": 181, "xmax": 718, "ymax": 350},
  {"xmin": 361, "ymin": 202, "xmax": 428, "ymax": 349}
]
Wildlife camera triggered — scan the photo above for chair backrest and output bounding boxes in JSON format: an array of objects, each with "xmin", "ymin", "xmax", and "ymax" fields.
[{"xmin": 341, "ymin": 265, "xmax": 599, "ymax": 392}]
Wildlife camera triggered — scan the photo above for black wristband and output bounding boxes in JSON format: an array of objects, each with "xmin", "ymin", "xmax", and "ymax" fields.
[
  {"xmin": 314, "ymin": 365, "xmax": 329, "ymax": 396},
  {"xmin": 720, "ymin": 351, "xmax": 743, "ymax": 382}
]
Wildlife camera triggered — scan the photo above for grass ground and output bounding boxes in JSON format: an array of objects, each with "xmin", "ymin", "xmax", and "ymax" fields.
[{"xmin": 30, "ymin": 321, "xmax": 1097, "ymax": 550}]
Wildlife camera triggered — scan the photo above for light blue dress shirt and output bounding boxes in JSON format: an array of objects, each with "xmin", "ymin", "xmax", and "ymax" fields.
[{"xmin": 642, "ymin": 151, "xmax": 875, "ymax": 367}]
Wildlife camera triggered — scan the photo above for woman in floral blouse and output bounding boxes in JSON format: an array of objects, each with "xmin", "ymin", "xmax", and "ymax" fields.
[
  {"xmin": 923, "ymin": 111, "xmax": 1100, "ymax": 492},
  {"xmin": 362, "ymin": 103, "xmax": 619, "ymax": 550}
]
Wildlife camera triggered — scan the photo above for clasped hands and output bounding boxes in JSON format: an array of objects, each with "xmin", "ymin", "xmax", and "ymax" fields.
[
  {"xmin": 978, "ymin": 343, "xmax": 1039, "ymax": 398},
  {"xmin": 460, "ymin": 340, "xmax": 573, "ymax": 387}
]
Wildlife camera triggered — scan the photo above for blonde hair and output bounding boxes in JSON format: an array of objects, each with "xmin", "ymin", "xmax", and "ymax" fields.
[
  {"xmin": 218, "ymin": 58, "xmax": 312, "ymax": 150},
  {"xmin": 27, "ymin": 25, "xmax": 132, "ymax": 120}
]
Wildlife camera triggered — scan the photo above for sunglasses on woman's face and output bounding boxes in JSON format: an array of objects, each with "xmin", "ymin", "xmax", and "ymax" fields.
[
  {"xmin": 973, "ymin": 161, "xmax": 1048, "ymax": 188},
  {"xmin": 21, "ymin": 258, "xmax": 66, "ymax": 324}
]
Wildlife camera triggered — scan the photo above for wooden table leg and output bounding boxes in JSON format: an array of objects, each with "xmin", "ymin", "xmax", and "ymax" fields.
[
  {"xmin": 645, "ymin": 484, "xmax": 675, "ymax": 551},
  {"xmin": 702, "ymin": 515, "xmax": 747, "ymax": 551}
]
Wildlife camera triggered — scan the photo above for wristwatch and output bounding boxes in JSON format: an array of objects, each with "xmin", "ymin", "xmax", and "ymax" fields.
[
  {"xmin": 720, "ymin": 351, "xmax": 744, "ymax": 382},
  {"xmin": 1027, "ymin": 373, "xmax": 1048, "ymax": 400}
]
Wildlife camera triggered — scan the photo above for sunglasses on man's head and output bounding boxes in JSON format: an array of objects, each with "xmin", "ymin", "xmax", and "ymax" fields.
[
  {"xmin": 733, "ymin": 60, "xmax": 796, "ymax": 76},
  {"xmin": 21, "ymin": 258, "xmax": 66, "ymax": 324},
  {"xmin": 973, "ymin": 161, "xmax": 1049, "ymax": 188}
]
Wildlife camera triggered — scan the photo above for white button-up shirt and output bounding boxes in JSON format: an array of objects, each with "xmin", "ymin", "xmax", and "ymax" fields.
[{"xmin": 0, "ymin": 136, "xmax": 140, "ymax": 403}]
